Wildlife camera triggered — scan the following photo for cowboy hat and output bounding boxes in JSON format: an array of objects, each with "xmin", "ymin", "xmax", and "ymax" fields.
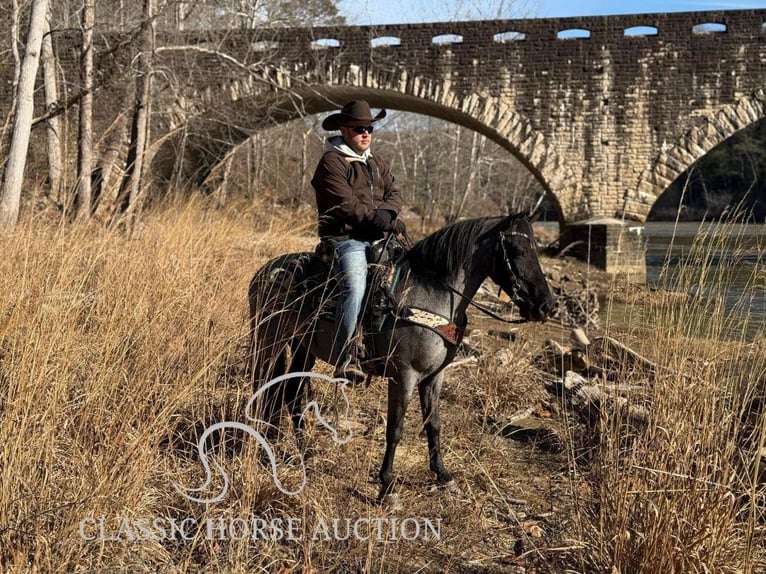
[{"xmin": 321, "ymin": 100, "xmax": 387, "ymax": 131}]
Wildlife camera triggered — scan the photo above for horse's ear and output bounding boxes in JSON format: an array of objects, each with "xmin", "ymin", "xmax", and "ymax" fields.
[{"xmin": 527, "ymin": 194, "xmax": 546, "ymax": 222}]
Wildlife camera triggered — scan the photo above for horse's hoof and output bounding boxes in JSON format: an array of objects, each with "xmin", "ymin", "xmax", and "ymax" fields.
[
  {"xmin": 380, "ymin": 493, "xmax": 403, "ymax": 510},
  {"xmin": 440, "ymin": 479, "xmax": 460, "ymax": 495}
]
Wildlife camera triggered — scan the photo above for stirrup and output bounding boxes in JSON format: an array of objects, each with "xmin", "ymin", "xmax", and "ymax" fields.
[{"xmin": 334, "ymin": 356, "xmax": 366, "ymax": 385}]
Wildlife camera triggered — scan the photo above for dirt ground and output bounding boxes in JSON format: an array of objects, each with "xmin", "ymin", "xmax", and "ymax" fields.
[{"xmin": 278, "ymin": 253, "xmax": 635, "ymax": 573}]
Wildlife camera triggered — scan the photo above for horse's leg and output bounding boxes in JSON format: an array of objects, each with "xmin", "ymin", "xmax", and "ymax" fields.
[
  {"xmin": 249, "ymin": 339, "xmax": 313, "ymax": 469},
  {"xmin": 253, "ymin": 345, "xmax": 290, "ymax": 442},
  {"xmin": 379, "ymin": 369, "xmax": 419, "ymax": 506},
  {"xmin": 418, "ymin": 370, "xmax": 457, "ymax": 491},
  {"xmin": 284, "ymin": 343, "xmax": 316, "ymax": 455}
]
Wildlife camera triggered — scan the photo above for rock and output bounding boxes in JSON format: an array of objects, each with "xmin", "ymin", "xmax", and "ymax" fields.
[
  {"xmin": 570, "ymin": 327, "xmax": 591, "ymax": 349},
  {"xmin": 497, "ymin": 417, "xmax": 563, "ymax": 453}
]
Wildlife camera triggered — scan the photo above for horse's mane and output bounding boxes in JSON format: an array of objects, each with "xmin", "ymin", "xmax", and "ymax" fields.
[{"xmin": 405, "ymin": 216, "xmax": 503, "ymax": 281}]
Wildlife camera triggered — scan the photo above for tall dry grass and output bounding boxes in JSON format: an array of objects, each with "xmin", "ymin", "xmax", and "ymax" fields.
[
  {"xmin": 1, "ymin": 196, "xmax": 765, "ymax": 573},
  {"xmin": 0, "ymin": 198, "xmax": 319, "ymax": 572},
  {"xmin": 583, "ymin": 216, "xmax": 766, "ymax": 573},
  {"xmin": 2, "ymin": 199, "xmax": 543, "ymax": 573}
]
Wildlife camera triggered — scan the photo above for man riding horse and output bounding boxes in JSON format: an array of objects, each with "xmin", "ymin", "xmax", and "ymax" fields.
[
  {"xmin": 311, "ymin": 100, "xmax": 406, "ymax": 384},
  {"xmin": 246, "ymin": 103, "xmax": 554, "ymax": 505}
]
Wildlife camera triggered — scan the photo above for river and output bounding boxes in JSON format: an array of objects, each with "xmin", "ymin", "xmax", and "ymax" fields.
[{"xmin": 640, "ymin": 221, "xmax": 765, "ymax": 340}]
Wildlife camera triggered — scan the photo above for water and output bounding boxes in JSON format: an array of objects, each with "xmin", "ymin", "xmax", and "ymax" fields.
[
  {"xmin": 641, "ymin": 221, "xmax": 766, "ymax": 340},
  {"xmin": 536, "ymin": 220, "xmax": 766, "ymax": 339}
]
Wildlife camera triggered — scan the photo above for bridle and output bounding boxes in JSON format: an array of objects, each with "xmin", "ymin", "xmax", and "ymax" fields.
[
  {"xmin": 438, "ymin": 227, "xmax": 535, "ymax": 325},
  {"xmin": 498, "ymin": 229, "xmax": 534, "ymax": 306}
]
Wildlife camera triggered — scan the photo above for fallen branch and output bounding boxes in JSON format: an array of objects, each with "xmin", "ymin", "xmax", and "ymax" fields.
[
  {"xmin": 590, "ymin": 335, "xmax": 660, "ymax": 376},
  {"xmin": 534, "ymin": 339, "xmax": 602, "ymax": 376},
  {"xmin": 546, "ymin": 371, "xmax": 650, "ymax": 429},
  {"xmin": 445, "ymin": 356, "xmax": 478, "ymax": 370}
]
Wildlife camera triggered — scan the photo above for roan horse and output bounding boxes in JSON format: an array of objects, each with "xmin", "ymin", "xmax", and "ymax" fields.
[{"xmin": 247, "ymin": 213, "xmax": 554, "ymax": 504}]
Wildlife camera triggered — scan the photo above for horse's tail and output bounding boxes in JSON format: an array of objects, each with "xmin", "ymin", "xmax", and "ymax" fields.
[
  {"xmin": 245, "ymin": 371, "xmax": 353, "ymax": 448},
  {"xmin": 247, "ymin": 251, "xmax": 331, "ymax": 426},
  {"xmin": 172, "ymin": 421, "xmax": 307, "ymax": 503},
  {"xmin": 173, "ymin": 372, "xmax": 354, "ymax": 504},
  {"xmin": 246, "ymin": 252, "xmax": 312, "ymax": 380}
]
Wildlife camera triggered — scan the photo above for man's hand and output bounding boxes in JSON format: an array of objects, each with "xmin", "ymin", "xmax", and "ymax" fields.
[
  {"xmin": 392, "ymin": 218, "xmax": 407, "ymax": 235},
  {"xmin": 368, "ymin": 209, "xmax": 394, "ymax": 231}
]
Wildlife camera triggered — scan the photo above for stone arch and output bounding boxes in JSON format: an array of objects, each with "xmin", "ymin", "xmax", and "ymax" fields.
[
  {"xmin": 152, "ymin": 73, "xmax": 579, "ymax": 222},
  {"xmin": 622, "ymin": 89, "xmax": 766, "ymax": 221}
]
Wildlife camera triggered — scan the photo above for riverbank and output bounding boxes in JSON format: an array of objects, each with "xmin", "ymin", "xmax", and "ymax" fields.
[{"xmin": 0, "ymin": 202, "xmax": 763, "ymax": 573}]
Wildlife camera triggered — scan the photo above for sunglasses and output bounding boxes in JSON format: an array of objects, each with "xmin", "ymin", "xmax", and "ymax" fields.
[{"xmin": 350, "ymin": 125, "xmax": 374, "ymax": 134}]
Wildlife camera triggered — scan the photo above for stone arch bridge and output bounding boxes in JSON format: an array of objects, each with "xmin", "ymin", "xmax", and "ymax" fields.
[
  {"xmin": 144, "ymin": 8, "xmax": 766, "ymax": 231},
  {"xmin": 42, "ymin": 9, "xmax": 766, "ymax": 271}
]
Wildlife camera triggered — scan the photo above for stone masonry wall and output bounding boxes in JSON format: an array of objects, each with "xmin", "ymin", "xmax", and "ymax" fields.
[{"xmin": 7, "ymin": 9, "xmax": 766, "ymax": 223}]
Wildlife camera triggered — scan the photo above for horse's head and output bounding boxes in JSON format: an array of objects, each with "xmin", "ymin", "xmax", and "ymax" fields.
[{"xmin": 484, "ymin": 214, "xmax": 555, "ymax": 322}]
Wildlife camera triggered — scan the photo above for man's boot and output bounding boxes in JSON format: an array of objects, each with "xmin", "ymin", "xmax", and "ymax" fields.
[{"xmin": 334, "ymin": 345, "xmax": 366, "ymax": 385}]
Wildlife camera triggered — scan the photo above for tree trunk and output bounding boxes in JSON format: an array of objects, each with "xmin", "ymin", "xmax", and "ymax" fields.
[
  {"xmin": 455, "ymin": 130, "xmax": 483, "ymax": 220},
  {"xmin": 75, "ymin": 0, "xmax": 95, "ymax": 219},
  {"xmin": 446, "ymin": 125, "xmax": 462, "ymax": 224},
  {"xmin": 175, "ymin": 1, "xmax": 188, "ymax": 30},
  {"xmin": 0, "ymin": 0, "xmax": 50, "ymax": 233},
  {"xmin": 1, "ymin": 0, "xmax": 23, "ymax": 161},
  {"xmin": 298, "ymin": 127, "xmax": 312, "ymax": 204},
  {"xmin": 92, "ymin": 87, "xmax": 134, "ymax": 218},
  {"xmin": 42, "ymin": 8, "xmax": 63, "ymax": 206},
  {"xmin": 117, "ymin": 0, "xmax": 155, "ymax": 217},
  {"xmin": 252, "ymin": 134, "xmax": 263, "ymax": 186},
  {"xmin": 215, "ymin": 155, "xmax": 233, "ymax": 209}
]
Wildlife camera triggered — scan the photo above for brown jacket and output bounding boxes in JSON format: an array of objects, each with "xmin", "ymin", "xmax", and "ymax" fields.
[{"xmin": 311, "ymin": 142, "xmax": 402, "ymax": 241}]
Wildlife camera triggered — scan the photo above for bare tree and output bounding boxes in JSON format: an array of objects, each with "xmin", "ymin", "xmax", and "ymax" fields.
[
  {"xmin": 445, "ymin": 125, "xmax": 463, "ymax": 224},
  {"xmin": 0, "ymin": 0, "xmax": 50, "ymax": 232},
  {"xmin": 298, "ymin": 126, "xmax": 314, "ymax": 203},
  {"xmin": 75, "ymin": 0, "xmax": 96, "ymax": 218},
  {"xmin": 454, "ymin": 129, "xmax": 484, "ymax": 220},
  {"xmin": 92, "ymin": 89, "xmax": 134, "ymax": 217},
  {"xmin": 116, "ymin": 0, "xmax": 155, "ymax": 217},
  {"xmin": 156, "ymin": 0, "xmax": 343, "ymax": 29},
  {"xmin": 42, "ymin": 7, "xmax": 64, "ymax": 205},
  {"xmin": 1, "ymin": 0, "xmax": 23, "ymax": 156}
]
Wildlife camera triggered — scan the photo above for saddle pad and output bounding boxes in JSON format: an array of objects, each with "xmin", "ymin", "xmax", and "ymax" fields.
[{"xmin": 400, "ymin": 307, "xmax": 465, "ymax": 346}]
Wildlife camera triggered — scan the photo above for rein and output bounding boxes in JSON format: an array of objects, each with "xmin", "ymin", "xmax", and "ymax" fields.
[
  {"xmin": 438, "ymin": 281, "xmax": 528, "ymax": 325},
  {"xmin": 437, "ymin": 228, "xmax": 534, "ymax": 326},
  {"xmin": 383, "ymin": 223, "xmax": 535, "ymax": 345}
]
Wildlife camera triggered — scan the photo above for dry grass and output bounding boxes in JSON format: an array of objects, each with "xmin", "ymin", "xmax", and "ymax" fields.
[
  {"xmin": 583, "ymin": 218, "xmax": 766, "ymax": 573},
  {"xmin": 0, "ymin": 199, "xmax": 764, "ymax": 572}
]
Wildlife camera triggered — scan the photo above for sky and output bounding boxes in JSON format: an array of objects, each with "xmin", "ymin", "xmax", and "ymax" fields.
[{"xmin": 337, "ymin": 0, "xmax": 766, "ymax": 25}]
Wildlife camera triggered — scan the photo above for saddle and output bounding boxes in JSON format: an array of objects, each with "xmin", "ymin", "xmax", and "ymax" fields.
[
  {"xmin": 314, "ymin": 234, "xmax": 405, "ymax": 331},
  {"xmin": 263, "ymin": 235, "xmax": 464, "ymax": 359},
  {"xmin": 318, "ymin": 235, "xmax": 466, "ymax": 349}
]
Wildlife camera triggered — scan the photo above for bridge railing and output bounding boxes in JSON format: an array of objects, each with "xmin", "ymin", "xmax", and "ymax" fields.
[{"xmin": 151, "ymin": 9, "xmax": 766, "ymax": 55}]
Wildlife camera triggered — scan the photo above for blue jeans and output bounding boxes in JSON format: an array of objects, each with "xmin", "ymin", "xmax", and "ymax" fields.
[{"xmin": 331, "ymin": 239, "xmax": 368, "ymax": 364}]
